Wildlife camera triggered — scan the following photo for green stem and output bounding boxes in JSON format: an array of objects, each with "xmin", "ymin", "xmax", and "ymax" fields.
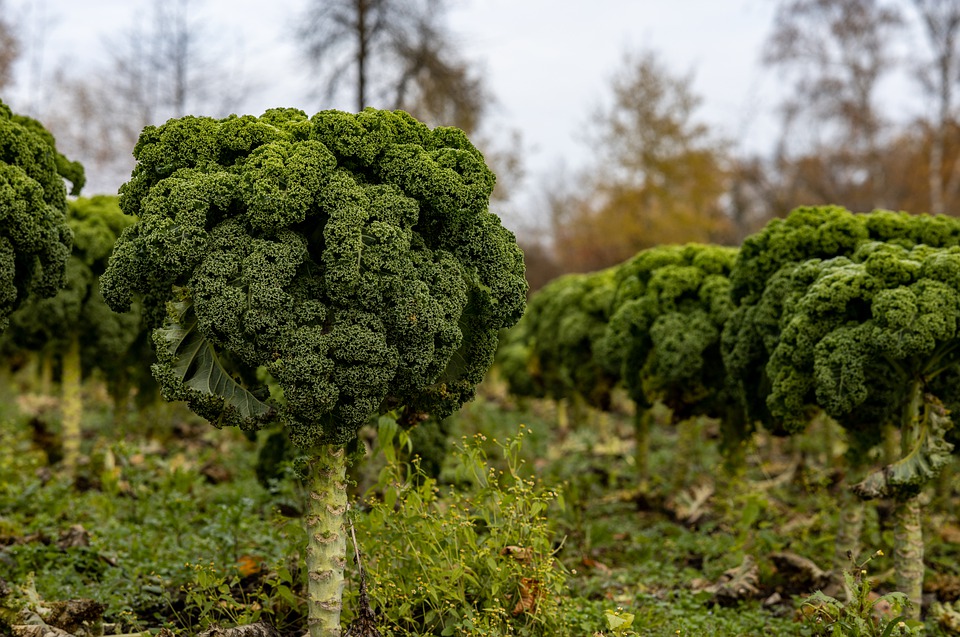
[
  {"xmin": 836, "ymin": 436, "xmax": 872, "ymax": 596},
  {"xmin": 719, "ymin": 404, "xmax": 748, "ymax": 479},
  {"xmin": 0, "ymin": 359, "xmax": 10, "ymax": 393},
  {"xmin": 820, "ymin": 415, "xmax": 836, "ymax": 466},
  {"xmin": 893, "ymin": 495, "xmax": 923, "ymax": 620},
  {"xmin": 882, "ymin": 353, "xmax": 908, "ymax": 380},
  {"xmin": 61, "ymin": 336, "xmax": 82, "ymax": 475},
  {"xmin": 921, "ymin": 339, "xmax": 960, "ymax": 377},
  {"xmin": 306, "ymin": 445, "xmax": 348, "ymax": 637},
  {"xmin": 569, "ymin": 394, "xmax": 587, "ymax": 430},
  {"xmin": 634, "ymin": 408, "xmax": 651, "ymax": 490},
  {"xmin": 593, "ymin": 409, "xmax": 611, "ymax": 442},
  {"xmin": 556, "ymin": 398, "xmax": 569, "ymax": 434},
  {"xmin": 901, "ymin": 378, "xmax": 923, "ymax": 459},
  {"xmin": 671, "ymin": 417, "xmax": 698, "ymax": 491},
  {"xmin": 882, "ymin": 423, "xmax": 899, "ymax": 466},
  {"xmin": 40, "ymin": 350, "xmax": 54, "ymax": 397},
  {"xmin": 111, "ymin": 373, "xmax": 131, "ymax": 434}
]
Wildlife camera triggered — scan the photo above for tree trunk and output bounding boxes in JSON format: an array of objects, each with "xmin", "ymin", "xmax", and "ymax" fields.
[
  {"xmin": 306, "ymin": 444, "xmax": 349, "ymax": 637},
  {"xmin": 60, "ymin": 336, "xmax": 82, "ymax": 474},
  {"xmin": 893, "ymin": 495, "xmax": 923, "ymax": 620},
  {"xmin": 634, "ymin": 408, "xmax": 651, "ymax": 489},
  {"xmin": 356, "ymin": 0, "xmax": 368, "ymax": 112}
]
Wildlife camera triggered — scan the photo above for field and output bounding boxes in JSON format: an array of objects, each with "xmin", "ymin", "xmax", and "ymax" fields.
[{"xmin": 1, "ymin": 374, "xmax": 958, "ymax": 637}]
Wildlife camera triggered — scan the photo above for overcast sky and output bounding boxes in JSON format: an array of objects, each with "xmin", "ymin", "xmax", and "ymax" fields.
[{"xmin": 7, "ymin": 0, "xmax": 797, "ymax": 217}]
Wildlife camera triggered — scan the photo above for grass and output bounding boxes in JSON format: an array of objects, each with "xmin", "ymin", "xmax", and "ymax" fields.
[{"xmin": 0, "ymin": 376, "xmax": 958, "ymax": 635}]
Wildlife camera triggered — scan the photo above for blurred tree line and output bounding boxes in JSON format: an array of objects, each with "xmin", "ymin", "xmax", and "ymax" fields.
[
  {"xmin": 534, "ymin": 0, "xmax": 960, "ymax": 286},
  {"xmin": 3, "ymin": 0, "xmax": 960, "ymax": 291}
]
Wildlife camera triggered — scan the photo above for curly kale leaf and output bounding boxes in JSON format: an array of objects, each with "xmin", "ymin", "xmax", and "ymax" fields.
[
  {"xmin": 102, "ymin": 108, "xmax": 526, "ymax": 447},
  {"xmin": 497, "ymin": 267, "xmax": 617, "ymax": 410},
  {"xmin": 596, "ymin": 244, "xmax": 737, "ymax": 418},
  {"xmin": 4, "ymin": 196, "xmax": 142, "ymax": 377},
  {"xmin": 766, "ymin": 243, "xmax": 960, "ymax": 493},
  {"xmin": 0, "ymin": 101, "xmax": 82, "ymax": 332},
  {"xmin": 723, "ymin": 206, "xmax": 960, "ymax": 434}
]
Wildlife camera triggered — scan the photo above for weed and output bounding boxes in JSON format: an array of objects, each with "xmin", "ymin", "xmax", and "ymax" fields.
[
  {"xmin": 799, "ymin": 551, "xmax": 923, "ymax": 637},
  {"xmin": 348, "ymin": 426, "xmax": 570, "ymax": 636},
  {"xmin": 163, "ymin": 559, "xmax": 302, "ymax": 634}
]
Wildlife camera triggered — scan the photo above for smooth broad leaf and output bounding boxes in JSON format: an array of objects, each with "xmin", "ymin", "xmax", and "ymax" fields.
[
  {"xmin": 853, "ymin": 394, "xmax": 954, "ymax": 500},
  {"xmin": 276, "ymin": 584, "xmax": 298, "ymax": 608},
  {"xmin": 154, "ymin": 298, "xmax": 274, "ymax": 427},
  {"xmin": 604, "ymin": 609, "xmax": 635, "ymax": 631},
  {"xmin": 377, "ymin": 416, "xmax": 400, "ymax": 464},
  {"xmin": 879, "ymin": 615, "xmax": 917, "ymax": 637}
]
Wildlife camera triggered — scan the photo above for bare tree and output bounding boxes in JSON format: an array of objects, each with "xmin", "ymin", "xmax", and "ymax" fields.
[
  {"xmin": 295, "ymin": 0, "xmax": 486, "ymax": 132},
  {"xmin": 764, "ymin": 0, "xmax": 903, "ymax": 211},
  {"xmin": 544, "ymin": 51, "xmax": 731, "ymax": 273},
  {"xmin": 390, "ymin": 6, "xmax": 487, "ymax": 132},
  {"xmin": 0, "ymin": 0, "xmax": 18, "ymax": 90},
  {"xmin": 44, "ymin": 0, "xmax": 250, "ymax": 193},
  {"xmin": 585, "ymin": 51, "xmax": 722, "ymax": 192},
  {"xmin": 296, "ymin": 0, "xmax": 386, "ymax": 113},
  {"xmin": 912, "ymin": 0, "xmax": 960, "ymax": 213}
]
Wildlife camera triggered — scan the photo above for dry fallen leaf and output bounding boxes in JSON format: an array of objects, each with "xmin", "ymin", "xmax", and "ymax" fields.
[
  {"xmin": 940, "ymin": 524, "xmax": 960, "ymax": 545},
  {"xmin": 500, "ymin": 545, "xmax": 533, "ymax": 564},
  {"xmin": 511, "ymin": 577, "xmax": 543, "ymax": 616},
  {"xmin": 691, "ymin": 554, "xmax": 761, "ymax": 605},
  {"xmin": 581, "ymin": 557, "xmax": 612, "ymax": 574},
  {"xmin": 236, "ymin": 554, "xmax": 264, "ymax": 578}
]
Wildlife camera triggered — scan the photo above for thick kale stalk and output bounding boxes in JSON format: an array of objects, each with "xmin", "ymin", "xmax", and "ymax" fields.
[
  {"xmin": 3, "ymin": 195, "xmax": 140, "ymax": 473},
  {"xmin": 764, "ymin": 241, "xmax": 960, "ymax": 618},
  {"xmin": 595, "ymin": 244, "xmax": 739, "ymax": 487},
  {"xmin": 853, "ymin": 391, "xmax": 954, "ymax": 501},
  {"xmin": 101, "ymin": 108, "xmax": 526, "ymax": 636},
  {"xmin": 723, "ymin": 205, "xmax": 960, "ymax": 604},
  {"xmin": 60, "ymin": 335, "xmax": 82, "ymax": 473},
  {"xmin": 855, "ymin": 387, "xmax": 952, "ymax": 615},
  {"xmin": 305, "ymin": 446, "xmax": 349, "ymax": 630}
]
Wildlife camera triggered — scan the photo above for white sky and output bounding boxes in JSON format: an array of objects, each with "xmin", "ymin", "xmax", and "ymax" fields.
[{"xmin": 6, "ymin": 0, "xmax": 802, "ymax": 220}]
